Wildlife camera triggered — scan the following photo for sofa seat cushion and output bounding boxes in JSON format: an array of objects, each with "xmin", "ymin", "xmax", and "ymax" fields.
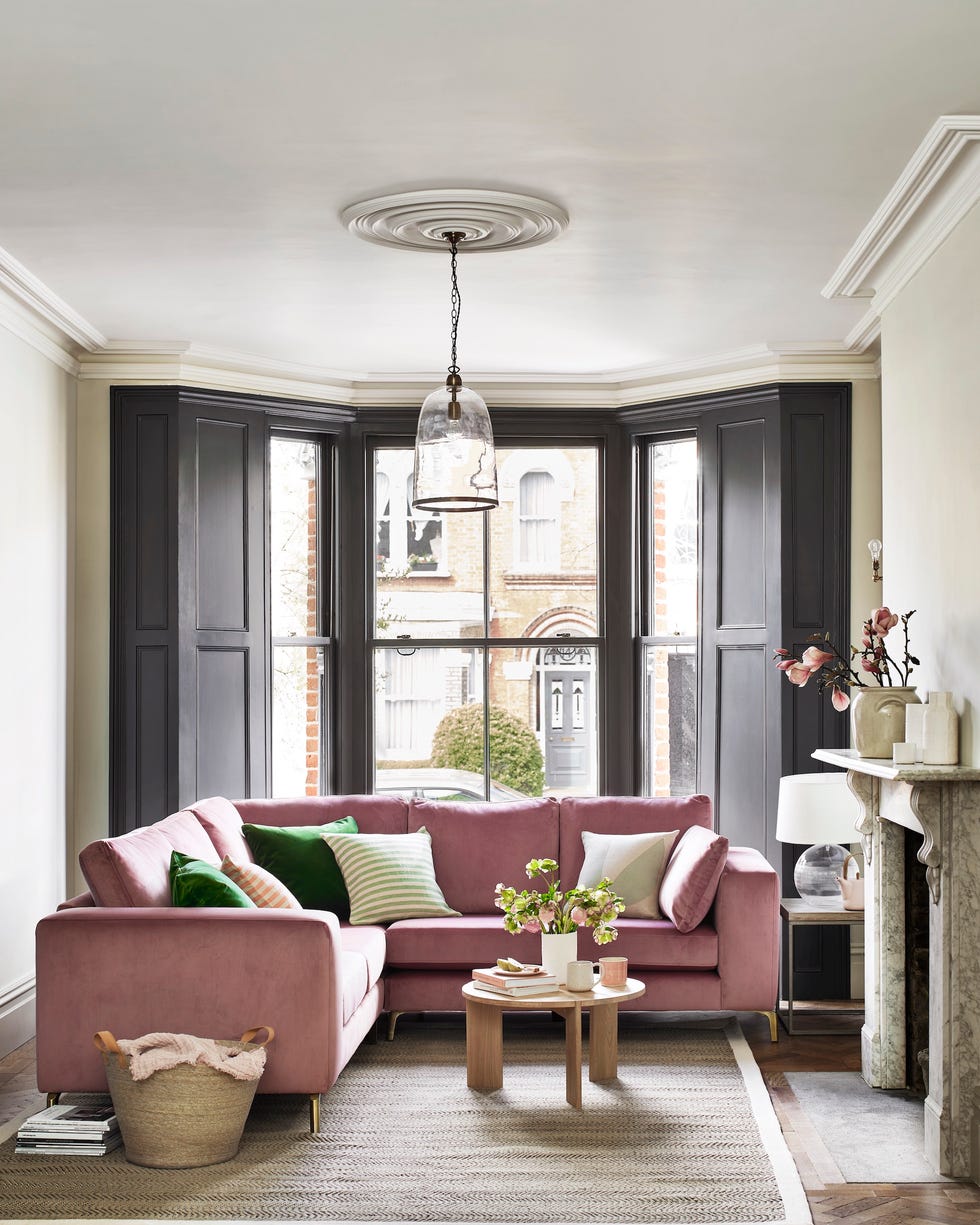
[
  {"xmin": 407, "ymin": 798, "xmax": 559, "ymax": 915},
  {"xmin": 606, "ymin": 918, "xmax": 718, "ymax": 970},
  {"xmin": 79, "ymin": 811, "xmax": 222, "ymax": 907},
  {"xmin": 384, "ymin": 916, "xmax": 545, "ymax": 969},
  {"xmin": 338, "ymin": 924, "xmax": 387, "ymax": 1025},
  {"xmin": 339, "ymin": 924, "xmax": 387, "ymax": 991}
]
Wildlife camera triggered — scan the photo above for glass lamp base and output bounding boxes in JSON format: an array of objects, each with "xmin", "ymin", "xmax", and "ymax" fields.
[{"xmin": 794, "ymin": 843, "xmax": 848, "ymax": 900}]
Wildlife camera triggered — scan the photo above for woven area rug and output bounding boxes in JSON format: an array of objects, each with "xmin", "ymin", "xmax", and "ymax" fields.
[{"xmin": 0, "ymin": 1018, "xmax": 809, "ymax": 1224}]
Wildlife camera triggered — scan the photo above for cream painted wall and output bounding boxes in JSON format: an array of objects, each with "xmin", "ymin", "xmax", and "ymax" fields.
[
  {"xmin": 880, "ymin": 201, "xmax": 980, "ymax": 765},
  {"xmin": 850, "ymin": 378, "xmax": 883, "ymax": 648},
  {"xmin": 0, "ymin": 325, "xmax": 74, "ymax": 1055},
  {"xmin": 71, "ymin": 379, "xmax": 112, "ymax": 893}
]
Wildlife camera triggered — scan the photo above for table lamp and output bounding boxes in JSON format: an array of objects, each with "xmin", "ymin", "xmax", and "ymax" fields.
[{"xmin": 775, "ymin": 772, "xmax": 861, "ymax": 899}]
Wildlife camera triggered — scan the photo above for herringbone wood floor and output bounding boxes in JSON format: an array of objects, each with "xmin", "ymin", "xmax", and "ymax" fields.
[{"xmin": 4, "ymin": 1017, "xmax": 979, "ymax": 1222}]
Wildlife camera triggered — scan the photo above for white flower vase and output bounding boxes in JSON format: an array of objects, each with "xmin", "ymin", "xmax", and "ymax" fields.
[
  {"xmin": 539, "ymin": 931, "xmax": 579, "ymax": 984},
  {"xmin": 850, "ymin": 686, "xmax": 920, "ymax": 758}
]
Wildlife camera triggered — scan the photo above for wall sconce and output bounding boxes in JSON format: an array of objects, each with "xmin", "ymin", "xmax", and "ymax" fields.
[{"xmin": 868, "ymin": 538, "xmax": 882, "ymax": 583}]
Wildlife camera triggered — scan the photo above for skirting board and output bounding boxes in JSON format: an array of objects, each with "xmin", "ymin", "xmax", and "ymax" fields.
[{"xmin": 0, "ymin": 975, "xmax": 36, "ymax": 1059}]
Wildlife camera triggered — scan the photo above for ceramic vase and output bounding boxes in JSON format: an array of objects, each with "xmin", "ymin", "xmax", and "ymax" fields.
[
  {"xmin": 922, "ymin": 691, "xmax": 959, "ymax": 765},
  {"xmin": 850, "ymin": 686, "xmax": 920, "ymax": 758},
  {"xmin": 539, "ymin": 931, "xmax": 579, "ymax": 984}
]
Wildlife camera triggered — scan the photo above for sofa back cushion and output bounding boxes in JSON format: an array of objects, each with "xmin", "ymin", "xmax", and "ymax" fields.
[
  {"xmin": 558, "ymin": 795, "xmax": 713, "ymax": 884},
  {"xmin": 407, "ymin": 798, "xmax": 559, "ymax": 915},
  {"xmin": 187, "ymin": 796, "xmax": 253, "ymax": 862},
  {"xmin": 233, "ymin": 795, "xmax": 408, "ymax": 836},
  {"xmin": 79, "ymin": 810, "xmax": 221, "ymax": 907}
]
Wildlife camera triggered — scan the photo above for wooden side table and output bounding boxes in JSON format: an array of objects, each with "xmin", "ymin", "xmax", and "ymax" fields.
[
  {"xmin": 780, "ymin": 897, "xmax": 865, "ymax": 1035},
  {"xmin": 462, "ymin": 978, "xmax": 646, "ymax": 1108}
]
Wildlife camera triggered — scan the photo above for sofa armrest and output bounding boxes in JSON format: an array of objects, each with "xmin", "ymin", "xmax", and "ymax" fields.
[
  {"xmin": 36, "ymin": 907, "xmax": 347, "ymax": 1094},
  {"xmin": 713, "ymin": 846, "xmax": 779, "ymax": 1011}
]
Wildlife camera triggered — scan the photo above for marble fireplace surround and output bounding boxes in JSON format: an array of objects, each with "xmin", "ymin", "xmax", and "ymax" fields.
[{"xmin": 813, "ymin": 748, "xmax": 980, "ymax": 1182}]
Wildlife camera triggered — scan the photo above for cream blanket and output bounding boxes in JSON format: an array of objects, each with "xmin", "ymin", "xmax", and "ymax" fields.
[{"xmin": 118, "ymin": 1032, "xmax": 267, "ymax": 1082}]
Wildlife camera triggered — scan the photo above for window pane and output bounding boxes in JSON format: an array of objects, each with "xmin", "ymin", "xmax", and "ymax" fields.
[
  {"xmin": 490, "ymin": 645, "xmax": 598, "ymax": 798},
  {"xmin": 270, "ymin": 437, "xmax": 319, "ymax": 639},
  {"xmin": 272, "ymin": 645, "xmax": 324, "ymax": 796},
  {"xmin": 374, "ymin": 448, "xmax": 484, "ymax": 638},
  {"xmin": 642, "ymin": 643, "xmax": 696, "ymax": 796},
  {"xmin": 651, "ymin": 438, "xmax": 698, "ymax": 636},
  {"xmin": 374, "ymin": 647, "xmax": 487, "ymax": 797},
  {"xmin": 491, "ymin": 447, "xmax": 598, "ymax": 638}
]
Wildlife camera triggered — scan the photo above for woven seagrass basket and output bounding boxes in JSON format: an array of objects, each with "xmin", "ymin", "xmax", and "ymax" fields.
[{"xmin": 93, "ymin": 1026, "xmax": 274, "ymax": 1168}]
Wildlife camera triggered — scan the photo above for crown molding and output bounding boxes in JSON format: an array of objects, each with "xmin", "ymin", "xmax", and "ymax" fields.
[
  {"xmin": 823, "ymin": 115, "xmax": 980, "ymax": 318},
  {"xmin": 0, "ymin": 243, "xmax": 105, "ymax": 350},
  {"xmin": 77, "ymin": 340, "xmax": 879, "ymax": 408}
]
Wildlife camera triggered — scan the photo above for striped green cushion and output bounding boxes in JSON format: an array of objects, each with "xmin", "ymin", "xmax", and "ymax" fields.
[{"xmin": 320, "ymin": 826, "xmax": 460, "ymax": 925}]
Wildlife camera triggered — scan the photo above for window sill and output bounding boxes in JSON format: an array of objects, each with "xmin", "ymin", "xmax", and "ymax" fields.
[
  {"xmin": 376, "ymin": 570, "xmax": 452, "ymax": 580},
  {"xmin": 503, "ymin": 571, "xmax": 595, "ymax": 586}
]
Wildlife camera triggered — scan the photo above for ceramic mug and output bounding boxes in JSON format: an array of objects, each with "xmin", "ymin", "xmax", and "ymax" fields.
[
  {"xmin": 565, "ymin": 960, "xmax": 598, "ymax": 992},
  {"xmin": 598, "ymin": 956, "xmax": 628, "ymax": 988}
]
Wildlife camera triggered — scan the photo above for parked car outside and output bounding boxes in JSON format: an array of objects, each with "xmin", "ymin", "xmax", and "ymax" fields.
[{"xmin": 374, "ymin": 768, "xmax": 528, "ymax": 803}]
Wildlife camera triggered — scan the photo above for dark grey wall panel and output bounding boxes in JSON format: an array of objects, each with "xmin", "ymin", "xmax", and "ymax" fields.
[
  {"xmin": 196, "ymin": 647, "xmax": 249, "ymax": 799},
  {"xmin": 136, "ymin": 415, "xmax": 169, "ymax": 631},
  {"xmin": 196, "ymin": 419, "xmax": 247, "ymax": 631},
  {"xmin": 135, "ymin": 645, "xmax": 168, "ymax": 826},
  {"xmin": 715, "ymin": 644, "xmax": 767, "ymax": 850},
  {"xmin": 718, "ymin": 420, "xmax": 766, "ymax": 628},
  {"xmin": 789, "ymin": 412, "xmax": 826, "ymax": 628}
]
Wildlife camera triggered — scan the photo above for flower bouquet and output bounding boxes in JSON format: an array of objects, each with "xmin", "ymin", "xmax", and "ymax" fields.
[
  {"xmin": 494, "ymin": 857, "xmax": 625, "ymax": 945},
  {"xmin": 772, "ymin": 606, "xmax": 917, "ymax": 711}
]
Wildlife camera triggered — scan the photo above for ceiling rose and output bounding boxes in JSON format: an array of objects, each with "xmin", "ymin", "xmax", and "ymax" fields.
[{"xmin": 341, "ymin": 189, "xmax": 569, "ymax": 252}]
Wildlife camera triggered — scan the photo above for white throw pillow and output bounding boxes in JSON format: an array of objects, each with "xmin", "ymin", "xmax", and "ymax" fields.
[{"xmin": 577, "ymin": 829, "xmax": 680, "ymax": 918}]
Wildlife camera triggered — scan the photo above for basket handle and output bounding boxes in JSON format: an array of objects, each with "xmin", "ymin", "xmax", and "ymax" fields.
[
  {"xmin": 239, "ymin": 1025, "xmax": 275, "ymax": 1047},
  {"xmin": 93, "ymin": 1030, "xmax": 127, "ymax": 1068}
]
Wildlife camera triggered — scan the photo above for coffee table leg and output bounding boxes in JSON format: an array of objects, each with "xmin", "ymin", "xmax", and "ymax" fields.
[
  {"xmin": 589, "ymin": 1001, "xmax": 619, "ymax": 1082},
  {"xmin": 466, "ymin": 998, "xmax": 503, "ymax": 1091},
  {"xmin": 564, "ymin": 1002, "xmax": 583, "ymax": 1108}
]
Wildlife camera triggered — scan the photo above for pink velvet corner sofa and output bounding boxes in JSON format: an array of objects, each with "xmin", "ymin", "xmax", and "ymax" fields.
[{"xmin": 35, "ymin": 793, "xmax": 779, "ymax": 1131}]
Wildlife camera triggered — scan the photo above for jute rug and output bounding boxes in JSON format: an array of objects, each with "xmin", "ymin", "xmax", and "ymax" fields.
[{"xmin": 0, "ymin": 1018, "xmax": 810, "ymax": 1224}]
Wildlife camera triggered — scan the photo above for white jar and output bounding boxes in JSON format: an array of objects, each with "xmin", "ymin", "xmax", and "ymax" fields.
[{"xmin": 922, "ymin": 691, "xmax": 959, "ymax": 765}]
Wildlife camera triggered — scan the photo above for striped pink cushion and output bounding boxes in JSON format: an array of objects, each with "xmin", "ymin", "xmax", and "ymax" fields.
[{"xmin": 220, "ymin": 856, "xmax": 302, "ymax": 909}]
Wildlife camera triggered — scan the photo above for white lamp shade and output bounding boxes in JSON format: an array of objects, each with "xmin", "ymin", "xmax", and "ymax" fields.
[{"xmin": 775, "ymin": 772, "xmax": 860, "ymax": 846}]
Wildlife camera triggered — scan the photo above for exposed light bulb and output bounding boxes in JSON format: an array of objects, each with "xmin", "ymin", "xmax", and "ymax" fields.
[{"xmin": 868, "ymin": 538, "xmax": 882, "ymax": 583}]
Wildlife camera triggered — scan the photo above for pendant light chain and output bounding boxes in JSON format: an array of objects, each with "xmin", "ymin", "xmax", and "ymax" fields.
[{"xmin": 445, "ymin": 231, "xmax": 463, "ymax": 378}]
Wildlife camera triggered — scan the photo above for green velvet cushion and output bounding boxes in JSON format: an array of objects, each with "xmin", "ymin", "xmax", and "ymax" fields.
[
  {"xmin": 242, "ymin": 817, "xmax": 358, "ymax": 911},
  {"xmin": 169, "ymin": 851, "xmax": 256, "ymax": 908}
]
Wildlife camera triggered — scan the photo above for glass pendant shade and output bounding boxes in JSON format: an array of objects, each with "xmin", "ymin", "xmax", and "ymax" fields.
[{"xmin": 412, "ymin": 384, "xmax": 498, "ymax": 512}]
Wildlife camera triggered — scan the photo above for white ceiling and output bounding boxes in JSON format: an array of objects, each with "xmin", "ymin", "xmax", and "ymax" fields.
[{"xmin": 1, "ymin": 0, "xmax": 978, "ymax": 380}]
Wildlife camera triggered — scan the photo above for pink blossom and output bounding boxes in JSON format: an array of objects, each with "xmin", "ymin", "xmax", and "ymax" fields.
[
  {"xmin": 786, "ymin": 663, "xmax": 812, "ymax": 686},
  {"xmin": 801, "ymin": 646, "xmax": 835, "ymax": 670},
  {"xmin": 831, "ymin": 686, "xmax": 850, "ymax": 712},
  {"xmin": 773, "ymin": 648, "xmax": 790, "ymax": 656},
  {"xmin": 537, "ymin": 904, "xmax": 556, "ymax": 926},
  {"xmin": 860, "ymin": 658, "xmax": 880, "ymax": 674},
  {"xmin": 870, "ymin": 606, "xmax": 899, "ymax": 636},
  {"xmin": 522, "ymin": 918, "xmax": 541, "ymax": 934},
  {"xmin": 570, "ymin": 906, "xmax": 589, "ymax": 926},
  {"xmin": 776, "ymin": 658, "xmax": 798, "ymax": 672},
  {"xmin": 861, "ymin": 633, "xmax": 871, "ymax": 648}
]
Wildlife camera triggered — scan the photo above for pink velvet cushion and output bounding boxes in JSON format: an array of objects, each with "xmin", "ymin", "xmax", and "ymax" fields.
[
  {"xmin": 234, "ymin": 795, "xmax": 408, "ymax": 836},
  {"xmin": 79, "ymin": 811, "xmax": 221, "ymax": 907},
  {"xmin": 558, "ymin": 795, "xmax": 713, "ymax": 884},
  {"xmin": 407, "ymin": 798, "xmax": 559, "ymax": 915},
  {"xmin": 658, "ymin": 824, "xmax": 729, "ymax": 933},
  {"xmin": 187, "ymin": 796, "xmax": 253, "ymax": 862}
]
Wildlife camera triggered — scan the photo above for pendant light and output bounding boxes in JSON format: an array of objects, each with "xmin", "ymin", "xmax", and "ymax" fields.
[{"xmin": 412, "ymin": 231, "xmax": 498, "ymax": 512}]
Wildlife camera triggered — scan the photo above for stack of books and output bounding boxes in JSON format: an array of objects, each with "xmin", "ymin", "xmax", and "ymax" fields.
[
  {"xmin": 472, "ymin": 966, "xmax": 559, "ymax": 996},
  {"xmin": 15, "ymin": 1103, "xmax": 122, "ymax": 1156}
]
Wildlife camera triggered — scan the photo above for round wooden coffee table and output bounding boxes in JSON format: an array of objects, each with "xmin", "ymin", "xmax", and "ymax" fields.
[{"xmin": 462, "ymin": 977, "xmax": 645, "ymax": 1108}]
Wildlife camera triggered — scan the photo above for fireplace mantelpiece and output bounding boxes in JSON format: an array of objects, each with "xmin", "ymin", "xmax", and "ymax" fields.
[{"xmin": 813, "ymin": 748, "xmax": 980, "ymax": 1181}]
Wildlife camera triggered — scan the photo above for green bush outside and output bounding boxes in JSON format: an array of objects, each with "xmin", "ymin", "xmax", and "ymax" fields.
[{"xmin": 430, "ymin": 703, "xmax": 544, "ymax": 796}]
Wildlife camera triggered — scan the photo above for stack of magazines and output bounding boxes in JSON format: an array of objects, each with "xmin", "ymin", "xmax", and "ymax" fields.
[
  {"xmin": 471, "ymin": 965, "xmax": 559, "ymax": 996},
  {"xmin": 16, "ymin": 1103, "xmax": 122, "ymax": 1156}
]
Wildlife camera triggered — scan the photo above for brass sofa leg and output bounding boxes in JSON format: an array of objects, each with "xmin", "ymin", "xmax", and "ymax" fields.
[
  {"xmin": 755, "ymin": 1010, "xmax": 778, "ymax": 1042},
  {"xmin": 309, "ymin": 1094, "xmax": 320, "ymax": 1133},
  {"xmin": 387, "ymin": 1011, "xmax": 406, "ymax": 1041},
  {"xmin": 46, "ymin": 1092, "xmax": 61, "ymax": 1108}
]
